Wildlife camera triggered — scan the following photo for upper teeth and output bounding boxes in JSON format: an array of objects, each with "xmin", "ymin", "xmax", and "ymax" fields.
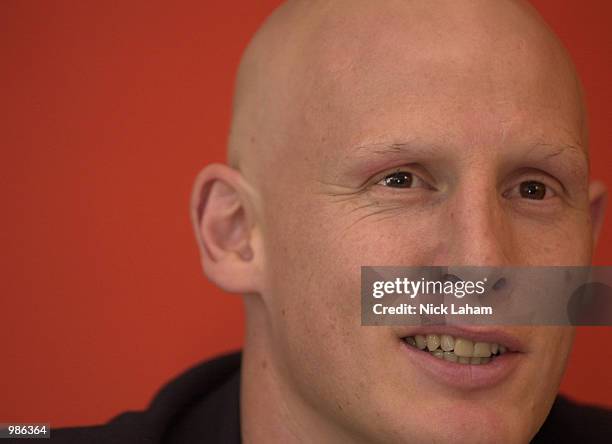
[{"xmin": 405, "ymin": 334, "xmax": 508, "ymax": 365}]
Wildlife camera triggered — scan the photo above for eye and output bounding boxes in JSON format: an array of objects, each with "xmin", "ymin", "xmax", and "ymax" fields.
[
  {"xmin": 519, "ymin": 181, "xmax": 547, "ymax": 200},
  {"xmin": 380, "ymin": 171, "xmax": 413, "ymax": 188},
  {"xmin": 376, "ymin": 170, "xmax": 430, "ymax": 189},
  {"xmin": 505, "ymin": 180, "xmax": 556, "ymax": 200}
]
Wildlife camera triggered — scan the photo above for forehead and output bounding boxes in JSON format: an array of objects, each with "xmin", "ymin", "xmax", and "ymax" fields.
[{"xmin": 280, "ymin": 1, "xmax": 585, "ymax": 169}]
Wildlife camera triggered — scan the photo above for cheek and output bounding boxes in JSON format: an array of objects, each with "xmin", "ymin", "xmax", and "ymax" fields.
[
  {"xmin": 263, "ymin": 211, "xmax": 442, "ymax": 346},
  {"xmin": 260, "ymin": 203, "xmax": 448, "ymax": 392},
  {"xmin": 540, "ymin": 327, "xmax": 575, "ymax": 374},
  {"xmin": 260, "ymin": 203, "xmax": 403, "ymax": 408},
  {"xmin": 511, "ymin": 216, "xmax": 592, "ymax": 265},
  {"xmin": 521, "ymin": 327, "xmax": 575, "ymax": 408}
]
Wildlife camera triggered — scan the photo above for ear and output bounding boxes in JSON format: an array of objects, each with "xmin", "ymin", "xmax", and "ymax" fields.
[
  {"xmin": 588, "ymin": 180, "xmax": 607, "ymax": 247},
  {"xmin": 191, "ymin": 163, "xmax": 262, "ymax": 294}
]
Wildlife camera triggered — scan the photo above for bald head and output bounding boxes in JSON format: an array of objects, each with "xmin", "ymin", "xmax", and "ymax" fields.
[{"xmin": 228, "ymin": 0, "xmax": 586, "ymax": 182}]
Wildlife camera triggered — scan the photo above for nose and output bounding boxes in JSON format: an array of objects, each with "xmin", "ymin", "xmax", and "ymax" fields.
[
  {"xmin": 442, "ymin": 183, "xmax": 515, "ymax": 268},
  {"xmin": 436, "ymin": 177, "xmax": 518, "ymax": 294},
  {"xmin": 429, "ymin": 175, "xmax": 525, "ymax": 321}
]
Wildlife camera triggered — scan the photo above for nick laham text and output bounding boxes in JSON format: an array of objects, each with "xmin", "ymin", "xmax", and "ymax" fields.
[{"xmin": 373, "ymin": 303, "xmax": 493, "ymax": 315}]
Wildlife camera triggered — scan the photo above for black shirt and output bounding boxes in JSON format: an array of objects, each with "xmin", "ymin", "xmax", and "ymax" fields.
[{"xmin": 36, "ymin": 352, "xmax": 612, "ymax": 443}]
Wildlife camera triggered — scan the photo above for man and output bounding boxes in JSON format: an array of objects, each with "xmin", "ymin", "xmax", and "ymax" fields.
[{"xmin": 50, "ymin": 0, "xmax": 611, "ymax": 442}]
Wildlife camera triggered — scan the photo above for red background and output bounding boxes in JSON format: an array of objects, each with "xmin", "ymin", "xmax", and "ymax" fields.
[{"xmin": 1, "ymin": 1, "xmax": 611, "ymax": 427}]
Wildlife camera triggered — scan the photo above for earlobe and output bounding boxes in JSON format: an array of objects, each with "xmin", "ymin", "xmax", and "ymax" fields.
[
  {"xmin": 191, "ymin": 163, "xmax": 261, "ymax": 294},
  {"xmin": 588, "ymin": 180, "xmax": 608, "ymax": 246}
]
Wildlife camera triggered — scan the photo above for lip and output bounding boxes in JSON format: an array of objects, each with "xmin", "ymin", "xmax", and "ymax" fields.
[
  {"xmin": 397, "ymin": 325, "xmax": 526, "ymax": 390},
  {"xmin": 395, "ymin": 325, "xmax": 526, "ymax": 352}
]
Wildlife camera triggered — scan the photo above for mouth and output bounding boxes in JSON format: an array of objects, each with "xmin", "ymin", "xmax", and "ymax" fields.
[
  {"xmin": 398, "ymin": 327, "xmax": 525, "ymax": 389},
  {"xmin": 403, "ymin": 334, "xmax": 509, "ymax": 365}
]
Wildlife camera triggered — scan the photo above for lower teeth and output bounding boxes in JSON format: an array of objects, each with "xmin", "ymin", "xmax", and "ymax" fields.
[{"xmin": 404, "ymin": 335, "xmax": 506, "ymax": 365}]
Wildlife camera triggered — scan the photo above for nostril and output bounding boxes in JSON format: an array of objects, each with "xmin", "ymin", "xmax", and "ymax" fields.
[
  {"xmin": 443, "ymin": 273, "xmax": 462, "ymax": 283},
  {"xmin": 492, "ymin": 277, "xmax": 506, "ymax": 291}
]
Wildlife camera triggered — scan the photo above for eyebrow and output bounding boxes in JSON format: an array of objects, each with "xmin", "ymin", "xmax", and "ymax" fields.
[
  {"xmin": 351, "ymin": 140, "xmax": 441, "ymax": 157},
  {"xmin": 352, "ymin": 140, "xmax": 588, "ymax": 162},
  {"xmin": 524, "ymin": 141, "xmax": 591, "ymax": 179},
  {"xmin": 530, "ymin": 142, "xmax": 588, "ymax": 161}
]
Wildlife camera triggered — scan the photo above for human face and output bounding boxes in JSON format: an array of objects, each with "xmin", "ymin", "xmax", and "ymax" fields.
[{"xmin": 253, "ymin": 2, "xmax": 593, "ymax": 442}]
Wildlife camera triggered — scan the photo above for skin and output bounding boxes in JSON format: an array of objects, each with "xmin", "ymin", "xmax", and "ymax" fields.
[{"xmin": 191, "ymin": 1, "xmax": 607, "ymax": 443}]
